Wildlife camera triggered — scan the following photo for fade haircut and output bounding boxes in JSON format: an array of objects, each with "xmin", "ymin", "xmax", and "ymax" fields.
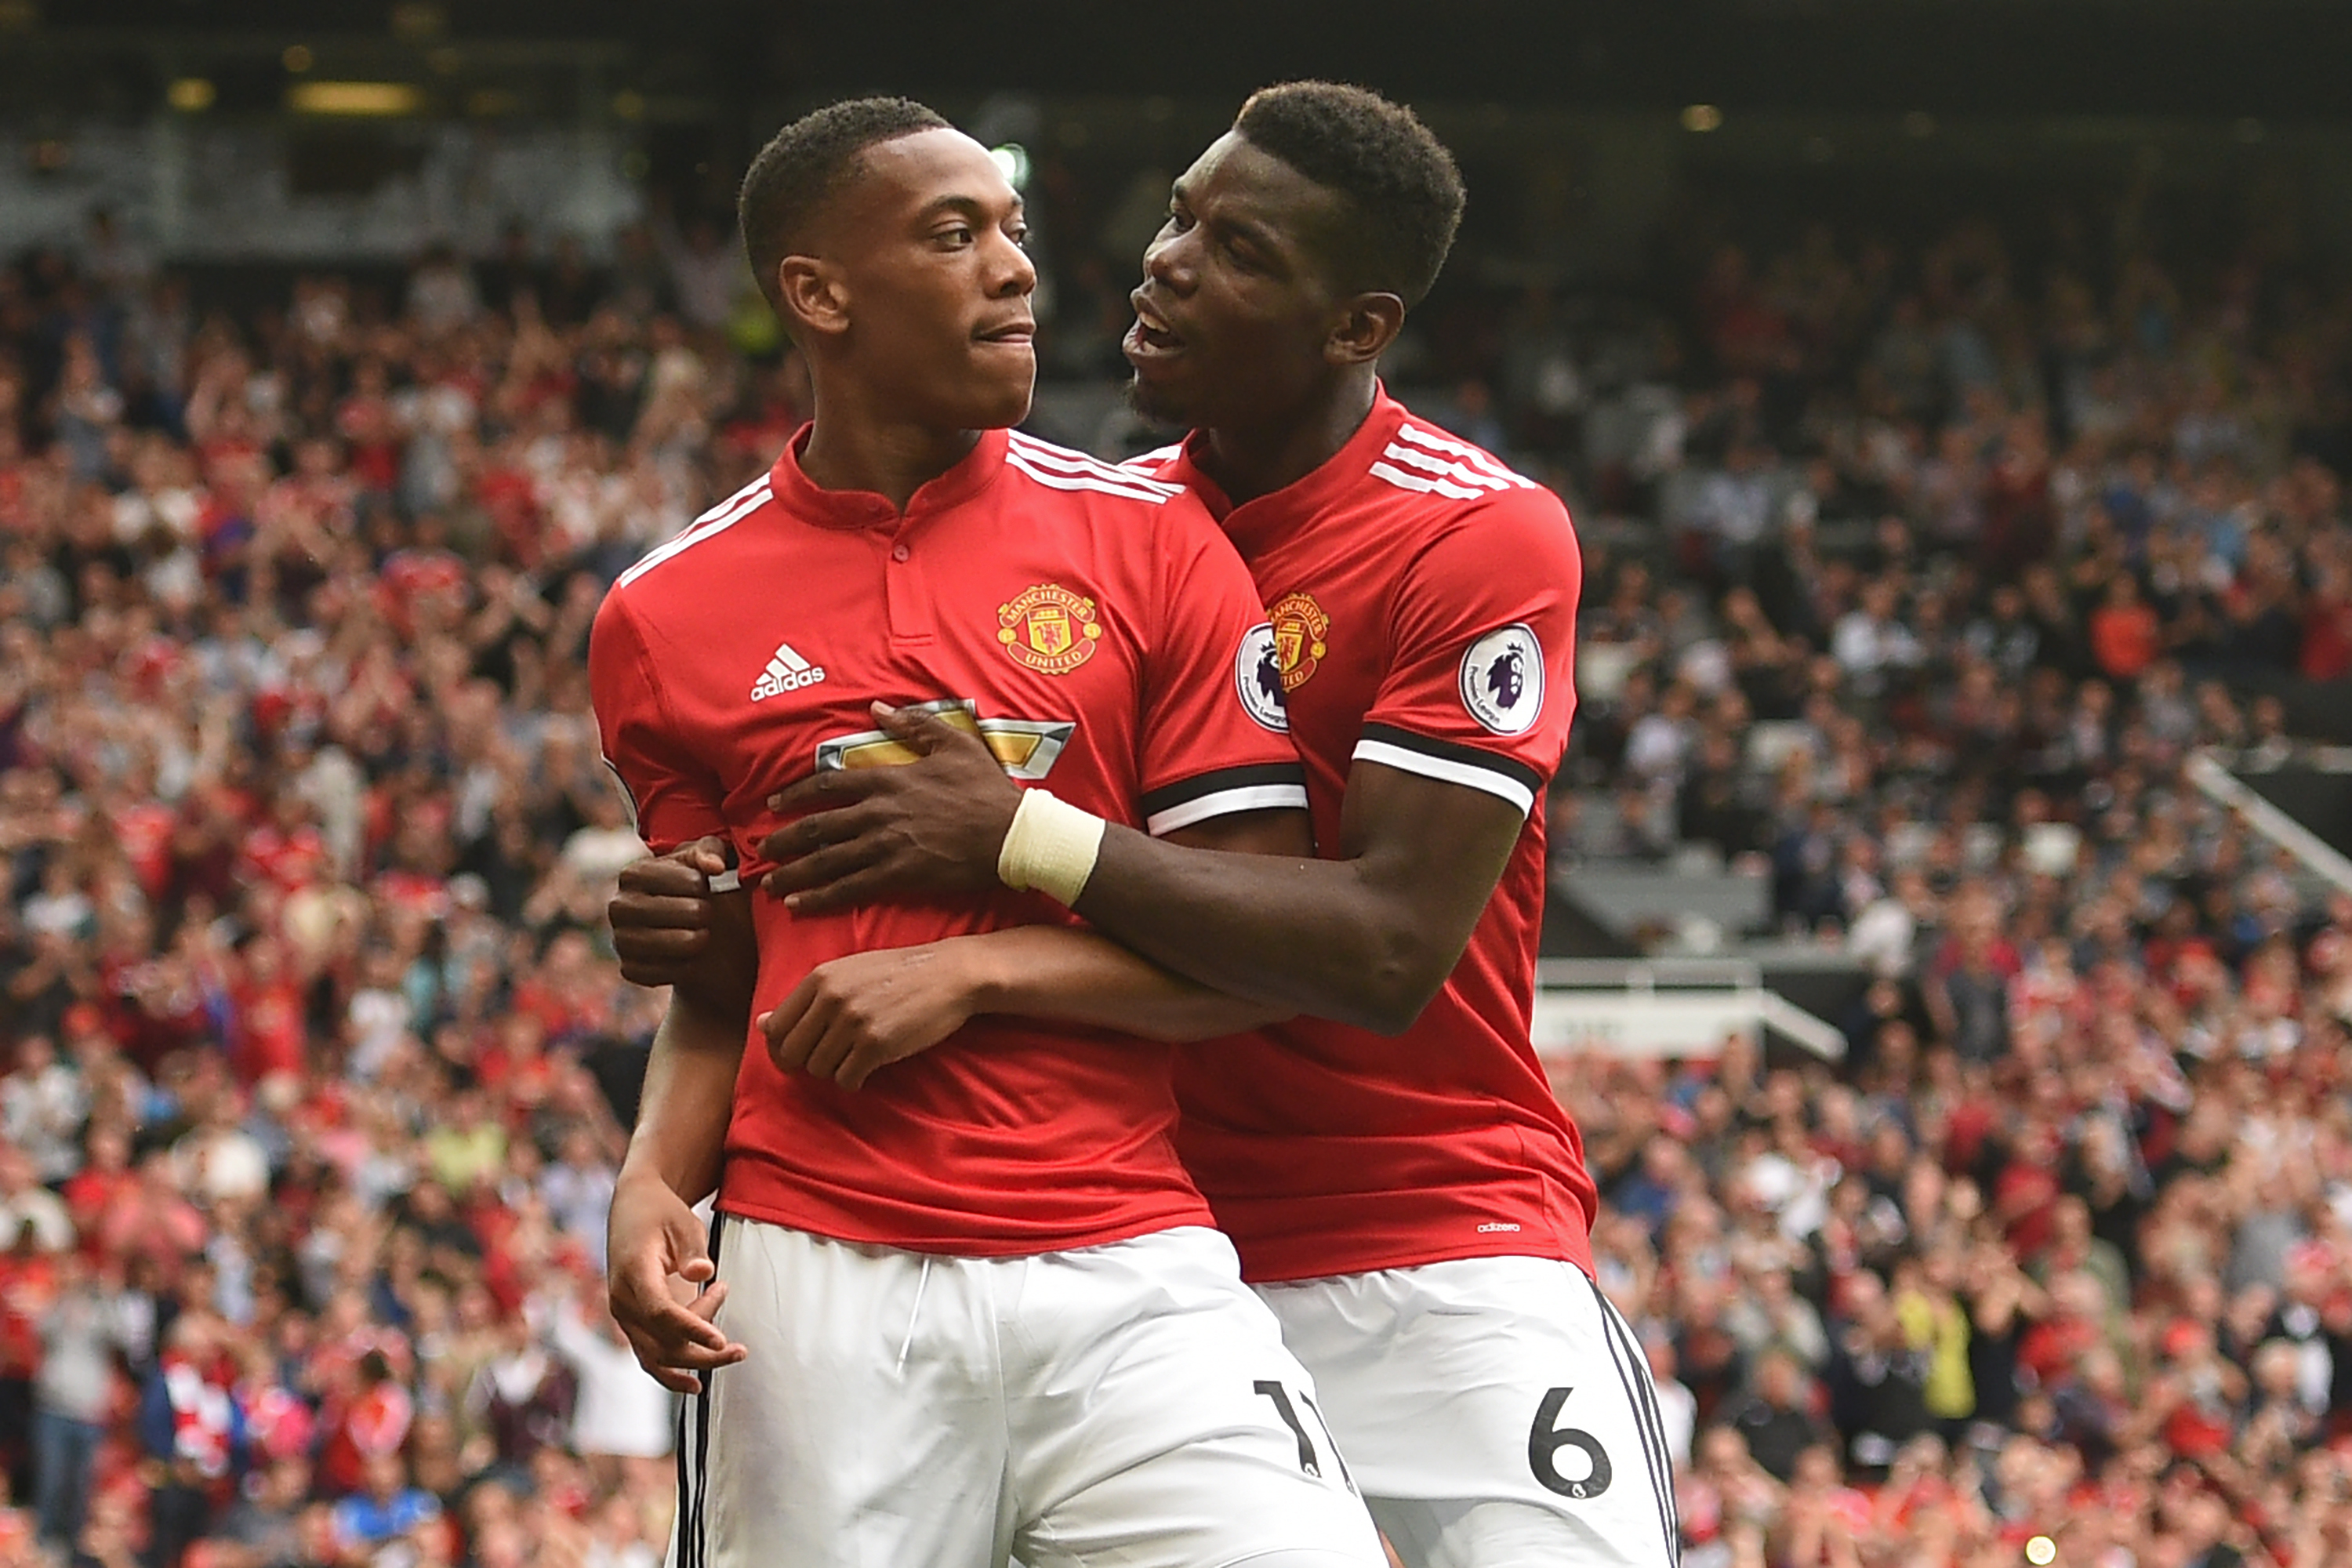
[
  {"xmin": 739, "ymin": 96, "xmax": 952, "ymax": 310},
  {"xmin": 1232, "ymin": 82, "xmax": 1464, "ymax": 307}
]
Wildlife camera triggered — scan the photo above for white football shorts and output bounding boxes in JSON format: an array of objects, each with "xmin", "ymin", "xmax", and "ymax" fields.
[
  {"xmin": 670, "ymin": 1217, "xmax": 1385, "ymax": 1568},
  {"xmin": 1257, "ymin": 1255, "xmax": 1681, "ymax": 1568}
]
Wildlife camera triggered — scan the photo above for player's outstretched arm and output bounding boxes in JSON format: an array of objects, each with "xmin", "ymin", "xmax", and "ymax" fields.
[
  {"xmin": 607, "ymin": 883, "xmax": 755, "ymax": 1392},
  {"xmin": 753, "ymin": 809, "xmax": 1303, "ymax": 1091},
  {"xmin": 757, "ymin": 705, "xmax": 1523, "ymax": 1035}
]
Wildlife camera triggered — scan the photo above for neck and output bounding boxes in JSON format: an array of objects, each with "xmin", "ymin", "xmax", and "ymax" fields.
[
  {"xmin": 1192, "ymin": 367, "xmax": 1377, "ymax": 506},
  {"xmin": 798, "ymin": 379, "xmax": 982, "ymax": 512}
]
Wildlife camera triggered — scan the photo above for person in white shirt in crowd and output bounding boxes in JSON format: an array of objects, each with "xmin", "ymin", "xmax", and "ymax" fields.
[
  {"xmin": 2, "ymin": 1035, "xmax": 85, "ymax": 1185},
  {"xmin": 1691, "ymin": 440, "xmax": 1779, "ymax": 575},
  {"xmin": 1642, "ymin": 1330, "xmax": 1697, "ymax": 1472},
  {"xmin": 1832, "ymin": 579, "xmax": 1924, "ymax": 696},
  {"xmin": 651, "ymin": 209, "xmax": 742, "ymax": 333},
  {"xmin": 175, "ymin": 1091, "xmax": 270, "ymax": 1206},
  {"xmin": 1848, "ymin": 866, "xmax": 1936, "ymax": 977},
  {"xmin": 35, "ymin": 1251, "xmax": 140, "ymax": 1550},
  {"xmin": 407, "ymin": 244, "xmax": 484, "ymax": 337},
  {"xmin": 544, "ymin": 1276, "xmax": 672, "ymax": 1496},
  {"xmin": 0, "ymin": 1147, "xmax": 71, "ymax": 1254},
  {"xmin": 540, "ymin": 1127, "xmax": 619, "ymax": 1273}
]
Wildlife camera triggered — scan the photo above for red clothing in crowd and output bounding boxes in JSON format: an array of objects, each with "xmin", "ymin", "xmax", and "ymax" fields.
[
  {"xmin": 2018, "ymin": 1312, "xmax": 2103, "ymax": 1390},
  {"xmin": 2090, "ymin": 600, "xmax": 2161, "ymax": 680},
  {"xmin": 0, "ymin": 1252, "xmax": 56, "ymax": 1381},
  {"xmin": 114, "ymin": 800, "xmax": 178, "ymax": 902},
  {"xmin": 62, "ymin": 1164, "xmax": 136, "ymax": 1242},
  {"xmin": 231, "ymin": 972, "xmax": 308, "ymax": 1085},
  {"xmin": 318, "ymin": 1380, "xmax": 414, "ymax": 1496},
  {"xmin": 239, "ymin": 822, "xmax": 329, "ymax": 893},
  {"xmin": 161, "ymin": 1351, "xmax": 238, "ymax": 1481},
  {"xmin": 2303, "ymin": 591, "xmax": 2352, "ymax": 680}
]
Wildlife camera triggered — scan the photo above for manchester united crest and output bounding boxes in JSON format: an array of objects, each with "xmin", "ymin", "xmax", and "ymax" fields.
[
  {"xmin": 998, "ymin": 583, "xmax": 1103, "ymax": 675},
  {"xmin": 1266, "ymin": 590, "xmax": 1330, "ymax": 692}
]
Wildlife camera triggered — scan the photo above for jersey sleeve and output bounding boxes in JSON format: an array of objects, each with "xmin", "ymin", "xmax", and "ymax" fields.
[
  {"xmin": 1355, "ymin": 488, "xmax": 1583, "ymax": 818},
  {"xmin": 1133, "ymin": 496, "xmax": 1308, "ymax": 837},
  {"xmin": 588, "ymin": 590, "xmax": 731, "ymax": 862}
]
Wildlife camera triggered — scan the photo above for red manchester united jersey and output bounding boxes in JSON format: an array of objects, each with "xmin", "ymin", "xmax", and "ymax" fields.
[
  {"xmin": 1131, "ymin": 387, "xmax": 1599, "ymax": 1283},
  {"xmin": 591, "ymin": 426, "xmax": 1307, "ymax": 1257}
]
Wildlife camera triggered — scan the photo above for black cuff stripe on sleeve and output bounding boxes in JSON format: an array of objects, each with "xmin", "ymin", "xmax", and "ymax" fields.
[
  {"xmin": 1357, "ymin": 722, "xmax": 1546, "ymax": 799},
  {"xmin": 1139, "ymin": 761, "xmax": 1310, "ymax": 818}
]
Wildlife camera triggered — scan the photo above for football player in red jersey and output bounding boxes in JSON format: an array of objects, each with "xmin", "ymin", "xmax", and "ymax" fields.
[
  {"xmin": 593, "ymin": 97, "xmax": 1385, "ymax": 1568},
  {"xmin": 614, "ymin": 85, "xmax": 1676, "ymax": 1568}
]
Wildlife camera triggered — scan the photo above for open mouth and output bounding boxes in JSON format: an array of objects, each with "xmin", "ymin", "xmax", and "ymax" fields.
[{"xmin": 1126, "ymin": 292, "xmax": 1185, "ymax": 356}]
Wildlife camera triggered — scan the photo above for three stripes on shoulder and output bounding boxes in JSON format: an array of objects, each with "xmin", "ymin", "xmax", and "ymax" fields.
[{"xmin": 1370, "ymin": 423, "xmax": 1538, "ymax": 502}]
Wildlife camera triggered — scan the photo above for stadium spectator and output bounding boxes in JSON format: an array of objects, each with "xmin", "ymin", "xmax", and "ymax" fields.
[
  {"xmin": 1722, "ymin": 1348, "xmax": 1829, "ymax": 1483},
  {"xmin": 31, "ymin": 1252, "xmax": 131, "ymax": 1549}
]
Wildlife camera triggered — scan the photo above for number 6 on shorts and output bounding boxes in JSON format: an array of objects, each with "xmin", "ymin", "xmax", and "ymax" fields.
[{"xmin": 1528, "ymin": 1387, "xmax": 1611, "ymax": 1501}]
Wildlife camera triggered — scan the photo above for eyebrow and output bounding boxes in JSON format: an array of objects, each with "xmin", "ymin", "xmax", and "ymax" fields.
[
  {"xmin": 915, "ymin": 194, "xmax": 1022, "ymax": 223},
  {"xmin": 1167, "ymin": 181, "xmax": 1277, "ymax": 256}
]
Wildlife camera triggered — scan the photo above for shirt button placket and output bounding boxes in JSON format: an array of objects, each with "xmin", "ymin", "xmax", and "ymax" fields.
[{"xmin": 885, "ymin": 532, "xmax": 931, "ymax": 642}]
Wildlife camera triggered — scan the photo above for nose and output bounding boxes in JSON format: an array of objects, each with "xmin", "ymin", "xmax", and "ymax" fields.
[
  {"xmin": 1142, "ymin": 226, "xmax": 1195, "ymax": 295},
  {"xmin": 989, "ymin": 228, "xmax": 1037, "ymax": 297}
]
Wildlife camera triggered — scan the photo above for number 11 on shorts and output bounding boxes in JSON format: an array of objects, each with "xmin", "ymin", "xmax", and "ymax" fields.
[{"xmin": 1254, "ymin": 1380, "xmax": 1356, "ymax": 1491}]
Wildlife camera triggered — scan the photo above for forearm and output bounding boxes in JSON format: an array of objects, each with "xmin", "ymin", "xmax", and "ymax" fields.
[
  {"xmin": 956, "ymin": 925, "xmax": 1291, "ymax": 1044},
  {"xmin": 670, "ymin": 941, "xmax": 757, "ymax": 1034},
  {"xmin": 1073, "ymin": 826, "xmax": 1439, "ymax": 1033},
  {"xmin": 620, "ymin": 995, "xmax": 745, "ymax": 1203}
]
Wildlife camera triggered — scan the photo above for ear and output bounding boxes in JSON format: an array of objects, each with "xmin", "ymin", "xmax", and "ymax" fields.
[
  {"xmin": 775, "ymin": 255, "xmax": 851, "ymax": 343},
  {"xmin": 1325, "ymin": 291, "xmax": 1405, "ymax": 368}
]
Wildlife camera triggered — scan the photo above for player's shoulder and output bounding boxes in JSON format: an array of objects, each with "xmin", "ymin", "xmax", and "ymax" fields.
[
  {"xmin": 1366, "ymin": 412, "xmax": 1576, "ymax": 562},
  {"xmin": 1000, "ymin": 430, "xmax": 1187, "ymax": 510},
  {"xmin": 1003, "ymin": 430, "xmax": 1231, "ymax": 564},
  {"xmin": 1365, "ymin": 412, "xmax": 1563, "ymax": 519},
  {"xmin": 1116, "ymin": 442, "xmax": 1187, "ymax": 481},
  {"xmin": 604, "ymin": 467, "xmax": 779, "ymax": 610}
]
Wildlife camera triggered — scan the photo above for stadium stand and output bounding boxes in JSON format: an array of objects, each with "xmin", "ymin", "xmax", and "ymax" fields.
[{"xmin": 4, "ymin": 155, "xmax": 2352, "ymax": 1568}]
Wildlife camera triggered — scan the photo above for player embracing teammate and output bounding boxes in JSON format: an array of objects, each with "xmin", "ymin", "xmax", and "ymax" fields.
[{"xmin": 602, "ymin": 84, "xmax": 1677, "ymax": 1568}]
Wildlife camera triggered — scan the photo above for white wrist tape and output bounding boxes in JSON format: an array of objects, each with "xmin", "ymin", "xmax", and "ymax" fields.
[{"xmin": 996, "ymin": 789, "xmax": 1106, "ymax": 907}]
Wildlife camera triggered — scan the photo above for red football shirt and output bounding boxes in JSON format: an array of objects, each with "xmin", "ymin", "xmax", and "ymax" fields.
[
  {"xmin": 591, "ymin": 426, "xmax": 1306, "ymax": 1256},
  {"xmin": 1134, "ymin": 387, "xmax": 1599, "ymax": 1282}
]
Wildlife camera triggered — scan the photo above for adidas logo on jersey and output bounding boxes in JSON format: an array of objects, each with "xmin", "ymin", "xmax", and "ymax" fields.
[{"xmin": 750, "ymin": 642, "xmax": 826, "ymax": 701}]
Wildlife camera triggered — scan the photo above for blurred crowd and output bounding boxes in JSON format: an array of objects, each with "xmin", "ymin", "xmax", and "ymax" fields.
[
  {"xmin": 0, "ymin": 223, "xmax": 768, "ymax": 1568},
  {"xmin": 0, "ymin": 180, "xmax": 2350, "ymax": 1568},
  {"xmin": 1538, "ymin": 223, "xmax": 2352, "ymax": 1568}
]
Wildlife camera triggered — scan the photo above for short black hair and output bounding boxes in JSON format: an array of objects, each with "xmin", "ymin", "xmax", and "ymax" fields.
[
  {"xmin": 1232, "ymin": 82, "xmax": 1464, "ymax": 307},
  {"xmin": 739, "ymin": 96, "xmax": 952, "ymax": 310}
]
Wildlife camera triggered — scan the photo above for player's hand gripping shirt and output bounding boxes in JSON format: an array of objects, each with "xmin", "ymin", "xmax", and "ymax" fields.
[
  {"xmin": 1131, "ymin": 388, "xmax": 1600, "ymax": 1283},
  {"xmin": 591, "ymin": 427, "xmax": 1305, "ymax": 1256}
]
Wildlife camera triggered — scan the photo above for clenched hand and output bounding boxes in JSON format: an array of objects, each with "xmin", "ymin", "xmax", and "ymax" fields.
[{"xmin": 608, "ymin": 837, "xmax": 733, "ymax": 990}]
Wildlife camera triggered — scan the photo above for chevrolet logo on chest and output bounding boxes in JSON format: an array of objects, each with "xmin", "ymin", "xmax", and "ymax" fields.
[{"xmin": 815, "ymin": 699, "xmax": 1075, "ymax": 780}]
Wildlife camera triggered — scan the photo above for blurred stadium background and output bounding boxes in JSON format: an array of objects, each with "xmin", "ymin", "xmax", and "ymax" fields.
[{"xmin": 5, "ymin": 2, "xmax": 2352, "ymax": 1564}]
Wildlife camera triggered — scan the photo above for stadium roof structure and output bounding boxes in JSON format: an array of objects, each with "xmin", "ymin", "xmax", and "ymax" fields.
[{"xmin": 13, "ymin": 0, "xmax": 2350, "ymax": 125}]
